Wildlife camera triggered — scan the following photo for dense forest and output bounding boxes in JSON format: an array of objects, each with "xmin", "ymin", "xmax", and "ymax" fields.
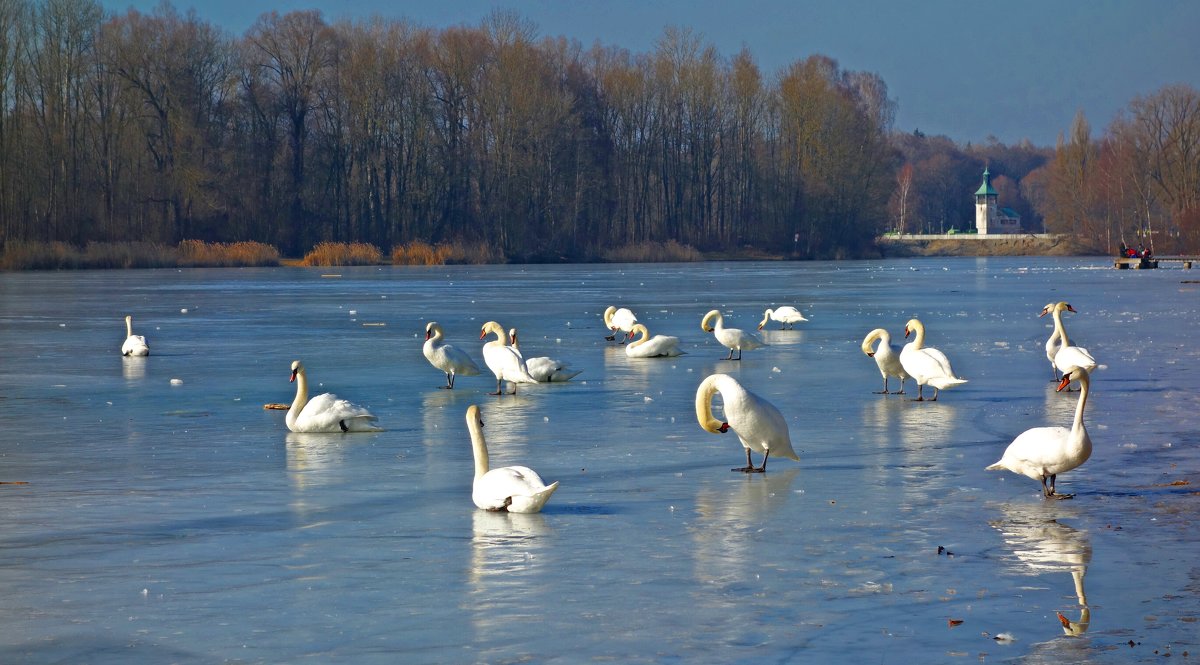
[{"xmin": 1, "ymin": 0, "xmax": 1197, "ymax": 262}]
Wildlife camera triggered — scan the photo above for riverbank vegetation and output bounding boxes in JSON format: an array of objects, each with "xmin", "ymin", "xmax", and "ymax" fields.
[
  {"xmin": 0, "ymin": 3, "xmax": 1196, "ymax": 267},
  {"xmin": 0, "ymin": 240, "xmax": 280, "ymax": 270}
]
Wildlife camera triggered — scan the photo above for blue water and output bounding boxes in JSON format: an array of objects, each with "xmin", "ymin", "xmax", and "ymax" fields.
[{"xmin": 1, "ymin": 258, "xmax": 1197, "ymax": 663}]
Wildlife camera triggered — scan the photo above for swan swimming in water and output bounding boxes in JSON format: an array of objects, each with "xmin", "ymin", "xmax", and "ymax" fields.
[
  {"xmin": 423, "ymin": 321, "xmax": 481, "ymax": 389},
  {"xmin": 625, "ymin": 323, "xmax": 684, "ymax": 358},
  {"xmin": 508, "ymin": 328, "xmax": 582, "ymax": 382},
  {"xmin": 479, "ymin": 321, "xmax": 538, "ymax": 395},
  {"xmin": 466, "ymin": 404, "xmax": 559, "ymax": 513},
  {"xmin": 121, "ymin": 315, "xmax": 150, "ymax": 356},
  {"xmin": 603, "ymin": 306, "xmax": 639, "ymax": 343},
  {"xmin": 986, "ymin": 366, "xmax": 1093, "ymax": 499},
  {"xmin": 695, "ymin": 373, "xmax": 799, "ymax": 472},
  {"xmin": 898, "ymin": 318, "xmax": 967, "ymax": 401},
  {"xmin": 701, "ymin": 310, "xmax": 764, "ymax": 360},
  {"xmin": 1041, "ymin": 302, "xmax": 1097, "ymax": 385},
  {"xmin": 286, "ymin": 360, "xmax": 381, "ymax": 433},
  {"xmin": 861, "ymin": 328, "xmax": 908, "ymax": 394},
  {"xmin": 757, "ymin": 306, "xmax": 808, "ymax": 330}
]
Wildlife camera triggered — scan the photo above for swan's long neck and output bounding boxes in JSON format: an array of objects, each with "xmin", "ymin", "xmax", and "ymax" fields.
[
  {"xmin": 125, "ymin": 316, "xmax": 134, "ymax": 337},
  {"xmin": 759, "ymin": 310, "xmax": 772, "ymax": 328},
  {"xmin": 908, "ymin": 321, "xmax": 925, "ymax": 348},
  {"xmin": 288, "ymin": 370, "xmax": 309, "ymax": 427},
  {"xmin": 1053, "ymin": 307, "xmax": 1071, "ymax": 347},
  {"xmin": 695, "ymin": 375, "xmax": 724, "ymax": 433},
  {"xmin": 628, "ymin": 325, "xmax": 646, "ymax": 348},
  {"xmin": 429, "ymin": 326, "xmax": 444, "ymax": 345},
  {"xmin": 467, "ymin": 414, "xmax": 489, "ymax": 480},
  {"xmin": 603, "ymin": 308, "xmax": 614, "ymax": 328},
  {"xmin": 862, "ymin": 328, "xmax": 886, "ymax": 355},
  {"xmin": 1072, "ymin": 373, "xmax": 1089, "ymax": 435}
]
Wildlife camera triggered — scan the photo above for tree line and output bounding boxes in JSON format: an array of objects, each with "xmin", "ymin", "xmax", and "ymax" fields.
[{"xmin": 1, "ymin": 1, "xmax": 1197, "ymax": 261}]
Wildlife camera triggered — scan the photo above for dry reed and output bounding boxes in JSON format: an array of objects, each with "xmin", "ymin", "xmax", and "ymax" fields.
[
  {"xmin": 1, "ymin": 239, "xmax": 281, "ymax": 270},
  {"xmin": 300, "ymin": 242, "xmax": 383, "ymax": 266},
  {"xmin": 601, "ymin": 240, "xmax": 702, "ymax": 263},
  {"xmin": 178, "ymin": 240, "xmax": 280, "ymax": 267},
  {"xmin": 390, "ymin": 240, "xmax": 503, "ymax": 265}
]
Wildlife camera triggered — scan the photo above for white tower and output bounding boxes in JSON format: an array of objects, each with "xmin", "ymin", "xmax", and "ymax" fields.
[{"xmin": 974, "ymin": 167, "xmax": 998, "ymax": 235}]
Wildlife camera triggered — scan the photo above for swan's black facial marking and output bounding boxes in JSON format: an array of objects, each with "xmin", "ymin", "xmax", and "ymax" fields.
[
  {"xmin": 290, "ymin": 370, "xmax": 298, "ymax": 382},
  {"xmin": 719, "ymin": 422, "xmax": 730, "ymax": 433}
]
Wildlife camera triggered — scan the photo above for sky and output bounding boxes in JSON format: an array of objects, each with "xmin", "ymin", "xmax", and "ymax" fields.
[{"xmin": 97, "ymin": 0, "xmax": 1200, "ymax": 147}]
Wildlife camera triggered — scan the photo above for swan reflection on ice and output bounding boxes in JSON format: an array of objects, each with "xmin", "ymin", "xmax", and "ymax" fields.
[
  {"xmin": 991, "ymin": 501, "xmax": 1092, "ymax": 637},
  {"xmin": 121, "ymin": 355, "xmax": 147, "ymax": 380},
  {"xmin": 468, "ymin": 510, "xmax": 554, "ymax": 637}
]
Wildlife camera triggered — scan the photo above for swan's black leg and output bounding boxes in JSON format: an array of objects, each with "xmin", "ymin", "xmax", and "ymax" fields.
[
  {"xmin": 752, "ymin": 450, "xmax": 771, "ymax": 473},
  {"xmin": 338, "ymin": 419, "xmax": 349, "ymax": 432},
  {"xmin": 490, "ymin": 377, "xmax": 503, "ymax": 396},
  {"xmin": 874, "ymin": 377, "xmax": 888, "ymax": 394}
]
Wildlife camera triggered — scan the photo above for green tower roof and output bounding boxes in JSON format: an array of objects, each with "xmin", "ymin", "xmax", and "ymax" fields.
[{"xmin": 975, "ymin": 167, "xmax": 998, "ymax": 197}]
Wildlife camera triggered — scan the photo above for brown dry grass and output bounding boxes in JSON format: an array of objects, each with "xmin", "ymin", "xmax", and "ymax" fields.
[
  {"xmin": 602, "ymin": 240, "xmax": 703, "ymax": 263},
  {"xmin": 1, "ymin": 239, "xmax": 282, "ymax": 270},
  {"xmin": 178, "ymin": 240, "xmax": 280, "ymax": 267},
  {"xmin": 391, "ymin": 240, "xmax": 503, "ymax": 265},
  {"xmin": 300, "ymin": 242, "xmax": 383, "ymax": 266}
]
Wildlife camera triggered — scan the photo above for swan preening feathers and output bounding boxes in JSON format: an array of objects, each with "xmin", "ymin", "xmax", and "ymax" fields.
[
  {"xmin": 121, "ymin": 315, "xmax": 150, "ymax": 356},
  {"xmin": 695, "ymin": 374, "xmax": 799, "ymax": 473},
  {"xmin": 701, "ymin": 310, "xmax": 764, "ymax": 360},
  {"xmin": 899, "ymin": 318, "xmax": 967, "ymax": 401},
  {"xmin": 423, "ymin": 322, "xmax": 481, "ymax": 389},
  {"xmin": 625, "ymin": 323, "xmax": 684, "ymax": 358},
  {"xmin": 508, "ymin": 328, "xmax": 582, "ymax": 382},
  {"xmin": 758, "ymin": 306, "xmax": 807, "ymax": 330},
  {"xmin": 467, "ymin": 404, "xmax": 559, "ymax": 513},
  {"xmin": 861, "ymin": 328, "xmax": 908, "ymax": 394},
  {"xmin": 987, "ymin": 366, "xmax": 1093, "ymax": 499},
  {"xmin": 287, "ymin": 360, "xmax": 381, "ymax": 433},
  {"xmin": 603, "ymin": 306, "xmax": 638, "ymax": 343}
]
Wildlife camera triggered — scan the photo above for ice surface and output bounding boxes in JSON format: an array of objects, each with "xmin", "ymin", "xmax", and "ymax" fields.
[{"xmin": 0, "ymin": 258, "xmax": 1197, "ymax": 663}]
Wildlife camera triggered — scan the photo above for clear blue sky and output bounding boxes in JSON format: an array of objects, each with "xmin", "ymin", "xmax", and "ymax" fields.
[{"xmin": 99, "ymin": 0, "xmax": 1200, "ymax": 147}]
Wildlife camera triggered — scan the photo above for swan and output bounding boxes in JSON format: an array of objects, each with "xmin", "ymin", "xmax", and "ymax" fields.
[
  {"xmin": 121, "ymin": 315, "xmax": 150, "ymax": 356},
  {"xmin": 423, "ymin": 321, "xmax": 482, "ymax": 389},
  {"xmin": 1042, "ymin": 302, "xmax": 1097, "ymax": 383},
  {"xmin": 757, "ymin": 306, "xmax": 808, "ymax": 330},
  {"xmin": 899, "ymin": 318, "xmax": 967, "ymax": 401},
  {"xmin": 603, "ymin": 306, "xmax": 639, "ymax": 343},
  {"xmin": 987, "ymin": 366, "xmax": 1093, "ymax": 499},
  {"xmin": 861, "ymin": 328, "xmax": 908, "ymax": 394},
  {"xmin": 1039, "ymin": 302, "xmax": 1064, "ymax": 381},
  {"xmin": 466, "ymin": 405, "xmax": 559, "ymax": 513},
  {"xmin": 695, "ymin": 373, "xmax": 800, "ymax": 472},
  {"xmin": 479, "ymin": 321, "xmax": 538, "ymax": 395},
  {"xmin": 701, "ymin": 310, "xmax": 764, "ymax": 360},
  {"xmin": 508, "ymin": 328, "xmax": 582, "ymax": 382},
  {"xmin": 625, "ymin": 323, "xmax": 684, "ymax": 358},
  {"xmin": 286, "ymin": 360, "xmax": 381, "ymax": 433}
]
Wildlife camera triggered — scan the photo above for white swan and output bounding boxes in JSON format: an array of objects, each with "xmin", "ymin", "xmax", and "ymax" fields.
[
  {"xmin": 899, "ymin": 318, "xmax": 968, "ymax": 401},
  {"xmin": 286, "ymin": 360, "xmax": 381, "ymax": 433},
  {"xmin": 861, "ymin": 328, "xmax": 908, "ymax": 394},
  {"xmin": 423, "ymin": 321, "xmax": 481, "ymax": 389},
  {"xmin": 625, "ymin": 323, "xmax": 684, "ymax": 358},
  {"xmin": 695, "ymin": 373, "xmax": 800, "ymax": 472},
  {"xmin": 1043, "ymin": 302, "xmax": 1097, "ymax": 382},
  {"xmin": 757, "ymin": 306, "xmax": 808, "ymax": 330},
  {"xmin": 701, "ymin": 310, "xmax": 764, "ymax": 360},
  {"xmin": 987, "ymin": 366, "xmax": 1093, "ymax": 499},
  {"xmin": 466, "ymin": 405, "xmax": 559, "ymax": 513},
  {"xmin": 1039, "ymin": 302, "xmax": 1064, "ymax": 382},
  {"xmin": 121, "ymin": 315, "xmax": 150, "ymax": 356},
  {"xmin": 507, "ymin": 328, "xmax": 582, "ymax": 382},
  {"xmin": 603, "ymin": 306, "xmax": 639, "ymax": 343},
  {"xmin": 479, "ymin": 321, "xmax": 538, "ymax": 395}
]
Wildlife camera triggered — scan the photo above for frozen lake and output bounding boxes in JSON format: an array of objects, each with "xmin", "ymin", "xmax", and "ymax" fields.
[{"xmin": 1, "ymin": 257, "xmax": 1197, "ymax": 663}]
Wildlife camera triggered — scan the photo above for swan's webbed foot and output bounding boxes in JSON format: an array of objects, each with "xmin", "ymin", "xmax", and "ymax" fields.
[
  {"xmin": 1047, "ymin": 492, "xmax": 1075, "ymax": 500},
  {"xmin": 872, "ymin": 390, "xmax": 889, "ymax": 394},
  {"xmin": 439, "ymin": 385, "xmax": 453, "ymax": 389},
  {"xmin": 731, "ymin": 465, "xmax": 758, "ymax": 473}
]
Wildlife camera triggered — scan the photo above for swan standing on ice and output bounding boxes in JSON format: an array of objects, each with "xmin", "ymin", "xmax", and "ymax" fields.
[
  {"xmin": 286, "ymin": 360, "xmax": 381, "ymax": 433},
  {"xmin": 466, "ymin": 405, "xmax": 559, "ymax": 512},
  {"xmin": 987, "ymin": 366, "xmax": 1093, "ymax": 499},
  {"xmin": 1041, "ymin": 302, "xmax": 1097, "ymax": 385},
  {"xmin": 701, "ymin": 310, "xmax": 764, "ymax": 360},
  {"xmin": 757, "ymin": 306, "xmax": 808, "ymax": 330},
  {"xmin": 695, "ymin": 374, "xmax": 799, "ymax": 472},
  {"xmin": 898, "ymin": 318, "xmax": 967, "ymax": 401},
  {"xmin": 1039, "ymin": 302, "xmax": 1064, "ymax": 381},
  {"xmin": 508, "ymin": 328, "xmax": 582, "ymax": 382},
  {"xmin": 121, "ymin": 315, "xmax": 150, "ymax": 356},
  {"xmin": 479, "ymin": 321, "xmax": 538, "ymax": 395},
  {"xmin": 603, "ymin": 306, "xmax": 638, "ymax": 343},
  {"xmin": 861, "ymin": 328, "xmax": 908, "ymax": 394},
  {"xmin": 625, "ymin": 323, "xmax": 684, "ymax": 358},
  {"xmin": 423, "ymin": 321, "xmax": 481, "ymax": 389}
]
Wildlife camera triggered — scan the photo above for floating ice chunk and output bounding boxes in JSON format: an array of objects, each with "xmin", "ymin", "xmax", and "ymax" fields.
[
  {"xmin": 772, "ymin": 367, "xmax": 782, "ymax": 373},
  {"xmin": 993, "ymin": 632, "xmax": 1016, "ymax": 643},
  {"xmin": 644, "ymin": 396, "xmax": 653, "ymax": 402},
  {"xmin": 170, "ymin": 378, "xmax": 183, "ymax": 385},
  {"xmin": 180, "ymin": 308, "xmax": 188, "ymax": 313},
  {"xmin": 349, "ymin": 310, "xmax": 357, "ymax": 315}
]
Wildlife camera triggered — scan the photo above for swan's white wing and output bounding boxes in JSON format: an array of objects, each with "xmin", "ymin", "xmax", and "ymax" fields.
[
  {"xmin": 726, "ymin": 388, "xmax": 799, "ymax": 461},
  {"xmin": 293, "ymin": 392, "xmax": 380, "ymax": 432},
  {"xmin": 627, "ymin": 335, "xmax": 683, "ymax": 357},
  {"xmin": 716, "ymin": 327, "xmax": 764, "ymax": 351},
  {"xmin": 525, "ymin": 357, "xmax": 581, "ymax": 382},
  {"xmin": 474, "ymin": 466, "xmax": 558, "ymax": 513},
  {"xmin": 1055, "ymin": 345, "xmax": 1097, "ymax": 373},
  {"xmin": 611, "ymin": 308, "xmax": 638, "ymax": 331},
  {"xmin": 426, "ymin": 341, "xmax": 481, "ymax": 375},
  {"xmin": 773, "ymin": 306, "xmax": 808, "ymax": 322},
  {"xmin": 483, "ymin": 343, "xmax": 538, "ymax": 384},
  {"xmin": 122, "ymin": 335, "xmax": 149, "ymax": 356},
  {"xmin": 990, "ymin": 426, "xmax": 1071, "ymax": 478}
]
